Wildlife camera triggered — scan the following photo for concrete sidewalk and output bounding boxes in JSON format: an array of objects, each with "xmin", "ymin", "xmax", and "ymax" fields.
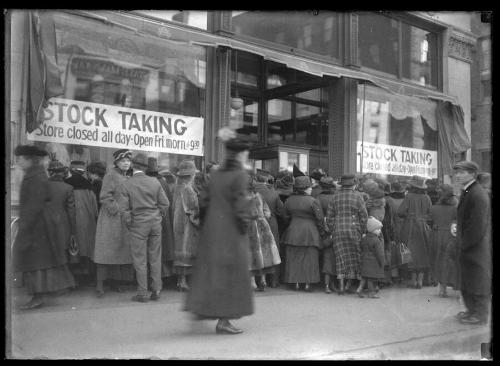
[{"xmin": 7, "ymin": 283, "xmax": 492, "ymax": 360}]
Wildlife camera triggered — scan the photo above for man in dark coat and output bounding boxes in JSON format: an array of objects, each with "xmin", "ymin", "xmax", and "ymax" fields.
[
  {"xmin": 453, "ymin": 160, "xmax": 491, "ymax": 325},
  {"xmin": 119, "ymin": 154, "xmax": 169, "ymax": 302}
]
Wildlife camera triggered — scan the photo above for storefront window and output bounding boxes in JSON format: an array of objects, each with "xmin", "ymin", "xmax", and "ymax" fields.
[
  {"xmin": 132, "ymin": 10, "xmax": 208, "ymax": 30},
  {"xmin": 229, "ymin": 98, "xmax": 259, "ymax": 141},
  {"xmin": 268, "ymin": 99, "xmax": 293, "ymax": 143},
  {"xmin": 356, "ymin": 84, "xmax": 438, "ymax": 179},
  {"xmin": 30, "ymin": 11, "xmax": 207, "ymax": 174},
  {"xmin": 232, "ymin": 11, "xmax": 341, "ymax": 60},
  {"xmin": 401, "ymin": 24, "xmax": 438, "ymax": 87},
  {"xmin": 358, "ymin": 12, "xmax": 399, "ymax": 76}
]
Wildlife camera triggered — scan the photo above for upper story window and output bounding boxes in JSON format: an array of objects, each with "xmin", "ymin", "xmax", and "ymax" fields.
[
  {"xmin": 132, "ymin": 10, "xmax": 208, "ymax": 30},
  {"xmin": 232, "ymin": 11, "xmax": 341, "ymax": 61},
  {"xmin": 358, "ymin": 12, "xmax": 439, "ymax": 88}
]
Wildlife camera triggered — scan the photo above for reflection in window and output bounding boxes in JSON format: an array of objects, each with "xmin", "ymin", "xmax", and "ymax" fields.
[
  {"xmin": 358, "ymin": 12, "xmax": 399, "ymax": 76},
  {"xmin": 230, "ymin": 98, "xmax": 259, "ymax": 141},
  {"xmin": 51, "ymin": 11, "xmax": 206, "ymax": 172},
  {"xmin": 402, "ymin": 24, "xmax": 437, "ymax": 87},
  {"xmin": 357, "ymin": 84, "xmax": 437, "ymax": 150},
  {"xmin": 268, "ymin": 99, "xmax": 293, "ymax": 143},
  {"xmin": 232, "ymin": 11, "xmax": 340, "ymax": 59},
  {"xmin": 132, "ymin": 10, "xmax": 208, "ymax": 30}
]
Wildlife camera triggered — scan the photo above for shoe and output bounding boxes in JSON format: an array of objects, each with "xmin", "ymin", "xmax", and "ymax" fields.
[
  {"xmin": 337, "ymin": 290, "xmax": 345, "ymax": 296},
  {"xmin": 131, "ymin": 295, "xmax": 149, "ymax": 303},
  {"xmin": 304, "ymin": 284, "xmax": 312, "ymax": 292},
  {"xmin": 110, "ymin": 284, "xmax": 123, "ymax": 293},
  {"xmin": 294, "ymin": 283, "xmax": 300, "ymax": 291},
  {"xmin": 150, "ymin": 292, "xmax": 160, "ymax": 301},
  {"xmin": 20, "ymin": 299, "xmax": 44, "ymax": 310},
  {"xmin": 455, "ymin": 311, "xmax": 471, "ymax": 320},
  {"xmin": 216, "ymin": 323, "xmax": 244, "ymax": 335},
  {"xmin": 460, "ymin": 315, "xmax": 486, "ymax": 325},
  {"xmin": 415, "ymin": 284, "xmax": 422, "ymax": 289},
  {"xmin": 95, "ymin": 289, "xmax": 105, "ymax": 298},
  {"xmin": 324, "ymin": 285, "xmax": 332, "ymax": 294},
  {"xmin": 368, "ymin": 293, "xmax": 380, "ymax": 299},
  {"xmin": 356, "ymin": 290, "xmax": 365, "ymax": 298}
]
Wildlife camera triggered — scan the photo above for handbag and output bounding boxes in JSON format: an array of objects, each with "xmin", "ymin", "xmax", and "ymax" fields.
[
  {"xmin": 68, "ymin": 235, "xmax": 79, "ymax": 257},
  {"xmin": 398, "ymin": 242, "xmax": 413, "ymax": 265}
]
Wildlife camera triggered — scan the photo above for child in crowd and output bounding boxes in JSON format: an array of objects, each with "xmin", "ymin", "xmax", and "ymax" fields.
[{"xmin": 357, "ymin": 217, "xmax": 385, "ymax": 299}]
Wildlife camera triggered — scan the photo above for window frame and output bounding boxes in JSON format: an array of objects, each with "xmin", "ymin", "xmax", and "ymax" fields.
[{"xmin": 356, "ymin": 11, "xmax": 444, "ymax": 91}]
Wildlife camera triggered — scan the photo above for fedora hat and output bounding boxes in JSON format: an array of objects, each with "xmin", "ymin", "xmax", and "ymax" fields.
[
  {"xmin": 48, "ymin": 160, "xmax": 68, "ymax": 173},
  {"xmin": 408, "ymin": 175, "xmax": 427, "ymax": 189},
  {"xmin": 319, "ymin": 176, "xmax": 336, "ymax": 188},
  {"xmin": 176, "ymin": 160, "xmax": 198, "ymax": 176},
  {"xmin": 339, "ymin": 174, "xmax": 357, "ymax": 187},
  {"xmin": 87, "ymin": 161, "xmax": 107, "ymax": 177},
  {"xmin": 294, "ymin": 176, "xmax": 312, "ymax": 190},
  {"xmin": 14, "ymin": 145, "xmax": 48, "ymax": 157},
  {"xmin": 132, "ymin": 153, "xmax": 148, "ymax": 168}
]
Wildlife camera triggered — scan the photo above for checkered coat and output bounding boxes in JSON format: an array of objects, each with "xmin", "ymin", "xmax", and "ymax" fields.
[{"xmin": 326, "ymin": 188, "xmax": 368, "ymax": 279}]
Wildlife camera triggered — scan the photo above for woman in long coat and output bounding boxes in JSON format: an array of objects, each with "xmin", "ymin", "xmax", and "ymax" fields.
[
  {"xmin": 64, "ymin": 161, "xmax": 99, "ymax": 282},
  {"xmin": 281, "ymin": 176, "xmax": 327, "ymax": 291},
  {"xmin": 13, "ymin": 146, "xmax": 76, "ymax": 310},
  {"xmin": 254, "ymin": 170, "xmax": 284, "ymax": 288},
  {"xmin": 185, "ymin": 127, "xmax": 254, "ymax": 335},
  {"xmin": 172, "ymin": 160, "xmax": 200, "ymax": 291},
  {"xmin": 326, "ymin": 174, "xmax": 368, "ymax": 295},
  {"xmin": 397, "ymin": 175, "xmax": 432, "ymax": 289},
  {"xmin": 385, "ymin": 181, "xmax": 406, "ymax": 282},
  {"xmin": 316, "ymin": 176, "xmax": 337, "ymax": 293},
  {"xmin": 429, "ymin": 184, "xmax": 459, "ymax": 296},
  {"xmin": 93, "ymin": 149, "xmax": 135, "ymax": 297}
]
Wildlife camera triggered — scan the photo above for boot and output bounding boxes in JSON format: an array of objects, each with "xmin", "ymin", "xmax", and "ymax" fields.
[
  {"xmin": 338, "ymin": 279, "xmax": 345, "ymax": 295},
  {"xmin": 416, "ymin": 272, "xmax": 424, "ymax": 289}
]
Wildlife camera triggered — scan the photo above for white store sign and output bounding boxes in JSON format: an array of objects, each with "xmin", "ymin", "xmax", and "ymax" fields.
[
  {"xmin": 27, "ymin": 98, "xmax": 204, "ymax": 156},
  {"xmin": 356, "ymin": 141, "xmax": 438, "ymax": 179}
]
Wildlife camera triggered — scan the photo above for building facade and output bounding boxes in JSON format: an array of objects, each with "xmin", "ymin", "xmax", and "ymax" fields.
[{"xmin": 7, "ymin": 10, "xmax": 480, "ymax": 213}]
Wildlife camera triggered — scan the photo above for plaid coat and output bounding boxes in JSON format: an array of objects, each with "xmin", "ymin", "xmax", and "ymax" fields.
[{"xmin": 326, "ymin": 188, "xmax": 368, "ymax": 279}]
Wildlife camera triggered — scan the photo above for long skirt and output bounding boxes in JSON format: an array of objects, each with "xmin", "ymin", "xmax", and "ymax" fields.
[
  {"xmin": 23, "ymin": 264, "xmax": 76, "ymax": 295},
  {"xmin": 284, "ymin": 246, "xmax": 320, "ymax": 284},
  {"xmin": 321, "ymin": 247, "xmax": 336, "ymax": 275}
]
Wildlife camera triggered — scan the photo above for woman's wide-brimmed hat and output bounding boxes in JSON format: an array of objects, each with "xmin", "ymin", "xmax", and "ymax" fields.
[
  {"xmin": 339, "ymin": 174, "xmax": 357, "ymax": 187},
  {"xmin": 14, "ymin": 145, "xmax": 48, "ymax": 157},
  {"xmin": 294, "ymin": 176, "xmax": 312, "ymax": 190},
  {"xmin": 131, "ymin": 153, "xmax": 149, "ymax": 169},
  {"xmin": 176, "ymin": 160, "xmax": 198, "ymax": 176},
  {"xmin": 47, "ymin": 160, "xmax": 68, "ymax": 173},
  {"xmin": 319, "ymin": 176, "xmax": 336, "ymax": 188},
  {"xmin": 408, "ymin": 175, "xmax": 427, "ymax": 189},
  {"xmin": 113, "ymin": 149, "xmax": 132, "ymax": 162}
]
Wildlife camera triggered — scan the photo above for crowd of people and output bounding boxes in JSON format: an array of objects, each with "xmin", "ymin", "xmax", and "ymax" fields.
[{"xmin": 12, "ymin": 134, "xmax": 491, "ymax": 332}]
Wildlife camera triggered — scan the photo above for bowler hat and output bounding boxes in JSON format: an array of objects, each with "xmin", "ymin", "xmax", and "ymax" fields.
[
  {"xmin": 14, "ymin": 145, "xmax": 48, "ymax": 157},
  {"xmin": 113, "ymin": 149, "xmax": 132, "ymax": 162},
  {"xmin": 339, "ymin": 174, "xmax": 357, "ymax": 187},
  {"xmin": 48, "ymin": 160, "xmax": 68, "ymax": 173},
  {"xmin": 452, "ymin": 160, "xmax": 479, "ymax": 173},
  {"xmin": 176, "ymin": 160, "xmax": 198, "ymax": 176},
  {"xmin": 294, "ymin": 176, "xmax": 312, "ymax": 190},
  {"xmin": 132, "ymin": 153, "xmax": 148, "ymax": 168},
  {"xmin": 319, "ymin": 176, "xmax": 336, "ymax": 188},
  {"xmin": 408, "ymin": 175, "xmax": 427, "ymax": 189}
]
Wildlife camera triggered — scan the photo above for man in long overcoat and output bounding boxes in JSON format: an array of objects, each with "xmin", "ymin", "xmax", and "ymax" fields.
[{"xmin": 453, "ymin": 161, "xmax": 491, "ymax": 325}]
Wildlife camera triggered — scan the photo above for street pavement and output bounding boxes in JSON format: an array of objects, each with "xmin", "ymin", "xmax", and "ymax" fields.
[{"xmin": 7, "ymin": 281, "xmax": 492, "ymax": 360}]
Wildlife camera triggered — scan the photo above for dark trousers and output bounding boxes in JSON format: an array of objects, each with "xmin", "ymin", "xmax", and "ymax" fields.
[{"xmin": 462, "ymin": 289, "xmax": 490, "ymax": 321}]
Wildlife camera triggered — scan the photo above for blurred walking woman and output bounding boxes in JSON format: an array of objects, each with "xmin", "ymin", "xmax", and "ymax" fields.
[
  {"xmin": 281, "ymin": 176, "xmax": 327, "ymax": 291},
  {"xmin": 93, "ymin": 149, "xmax": 135, "ymax": 297},
  {"xmin": 397, "ymin": 175, "xmax": 432, "ymax": 289},
  {"xmin": 185, "ymin": 127, "xmax": 254, "ymax": 335},
  {"xmin": 13, "ymin": 146, "xmax": 76, "ymax": 310}
]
